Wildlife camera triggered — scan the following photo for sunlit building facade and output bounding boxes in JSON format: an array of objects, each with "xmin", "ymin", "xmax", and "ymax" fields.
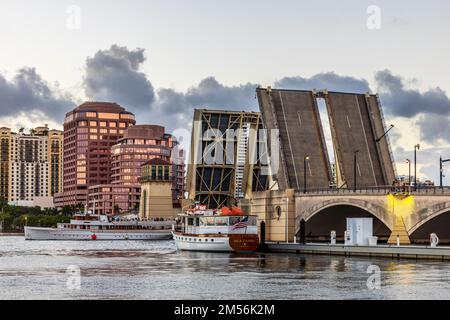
[
  {"xmin": 55, "ymin": 102, "xmax": 136, "ymax": 207},
  {"xmin": 0, "ymin": 125, "xmax": 62, "ymax": 207},
  {"xmin": 86, "ymin": 125, "xmax": 185, "ymax": 215}
]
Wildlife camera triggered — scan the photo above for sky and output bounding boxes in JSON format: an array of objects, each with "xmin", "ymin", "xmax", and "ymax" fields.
[{"xmin": 1, "ymin": 0, "xmax": 450, "ymax": 183}]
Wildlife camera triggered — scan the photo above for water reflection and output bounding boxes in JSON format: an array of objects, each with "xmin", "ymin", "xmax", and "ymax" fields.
[{"xmin": 0, "ymin": 237, "xmax": 449, "ymax": 300}]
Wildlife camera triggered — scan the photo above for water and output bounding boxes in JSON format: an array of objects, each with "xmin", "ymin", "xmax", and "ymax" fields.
[{"xmin": 0, "ymin": 236, "xmax": 449, "ymax": 300}]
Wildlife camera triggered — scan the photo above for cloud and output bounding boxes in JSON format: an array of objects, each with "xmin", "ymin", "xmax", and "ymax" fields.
[
  {"xmin": 375, "ymin": 70, "xmax": 450, "ymax": 144},
  {"xmin": 416, "ymin": 113, "xmax": 450, "ymax": 144},
  {"xmin": 151, "ymin": 77, "xmax": 259, "ymax": 132},
  {"xmin": 2, "ymin": 45, "xmax": 449, "ymax": 181},
  {"xmin": 375, "ymin": 70, "xmax": 450, "ymax": 118},
  {"xmin": 83, "ymin": 45, "xmax": 155, "ymax": 116},
  {"xmin": 274, "ymin": 72, "xmax": 371, "ymax": 93},
  {"xmin": 0, "ymin": 67, "xmax": 74, "ymax": 123}
]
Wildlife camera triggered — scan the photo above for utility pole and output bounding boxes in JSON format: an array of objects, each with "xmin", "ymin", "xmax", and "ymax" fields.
[
  {"xmin": 406, "ymin": 159, "xmax": 411, "ymax": 190},
  {"xmin": 353, "ymin": 150, "xmax": 360, "ymax": 192},
  {"xmin": 414, "ymin": 144, "xmax": 420, "ymax": 191},
  {"xmin": 303, "ymin": 155, "xmax": 310, "ymax": 194},
  {"xmin": 440, "ymin": 156, "xmax": 450, "ymax": 189}
]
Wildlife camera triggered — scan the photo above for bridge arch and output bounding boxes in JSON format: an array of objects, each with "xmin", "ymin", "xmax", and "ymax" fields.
[
  {"xmin": 297, "ymin": 198, "xmax": 393, "ymax": 241},
  {"xmin": 302, "ymin": 198, "xmax": 393, "ymax": 229},
  {"xmin": 409, "ymin": 202, "xmax": 450, "ymax": 242}
]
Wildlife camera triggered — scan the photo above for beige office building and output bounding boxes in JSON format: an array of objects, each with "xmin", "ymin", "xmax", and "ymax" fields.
[{"xmin": 0, "ymin": 125, "xmax": 62, "ymax": 207}]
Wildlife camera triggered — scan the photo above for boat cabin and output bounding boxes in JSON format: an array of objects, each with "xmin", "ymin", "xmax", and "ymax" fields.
[{"xmin": 178, "ymin": 214, "xmax": 258, "ymax": 235}]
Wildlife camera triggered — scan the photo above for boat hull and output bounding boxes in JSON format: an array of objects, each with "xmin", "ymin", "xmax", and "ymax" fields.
[
  {"xmin": 24, "ymin": 226, "xmax": 172, "ymax": 241},
  {"xmin": 173, "ymin": 232, "xmax": 259, "ymax": 253}
]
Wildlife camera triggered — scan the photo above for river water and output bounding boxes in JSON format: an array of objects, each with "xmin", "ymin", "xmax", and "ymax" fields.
[{"xmin": 0, "ymin": 236, "xmax": 449, "ymax": 300}]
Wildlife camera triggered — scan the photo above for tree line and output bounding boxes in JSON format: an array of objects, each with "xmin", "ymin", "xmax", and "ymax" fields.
[{"xmin": 0, "ymin": 197, "xmax": 84, "ymax": 232}]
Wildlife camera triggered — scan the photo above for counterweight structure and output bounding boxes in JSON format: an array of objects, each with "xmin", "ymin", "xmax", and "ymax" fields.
[{"xmin": 186, "ymin": 109, "xmax": 270, "ymax": 208}]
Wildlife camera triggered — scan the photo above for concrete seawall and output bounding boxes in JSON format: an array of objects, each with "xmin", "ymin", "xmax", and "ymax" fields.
[{"xmin": 267, "ymin": 242, "xmax": 450, "ymax": 261}]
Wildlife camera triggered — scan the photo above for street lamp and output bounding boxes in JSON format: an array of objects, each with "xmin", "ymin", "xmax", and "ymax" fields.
[
  {"xmin": 375, "ymin": 124, "xmax": 395, "ymax": 143},
  {"xmin": 406, "ymin": 159, "xmax": 411, "ymax": 189},
  {"xmin": 440, "ymin": 156, "xmax": 450, "ymax": 189},
  {"xmin": 414, "ymin": 144, "xmax": 420, "ymax": 191},
  {"xmin": 303, "ymin": 155, "xmax": 310, "ymax": 194},
  {"xmin": 282, "ymin": 197, "xmax": 289, "ymax": 243},
  {"xmin": 353, "ymin": 150, "xmax": 360, "ymax": 192}
]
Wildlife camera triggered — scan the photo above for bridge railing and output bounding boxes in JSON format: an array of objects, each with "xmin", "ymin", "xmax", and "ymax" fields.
[{"xmin": 296, "ymin": 186, "xmax": 450, "ymax": 195}]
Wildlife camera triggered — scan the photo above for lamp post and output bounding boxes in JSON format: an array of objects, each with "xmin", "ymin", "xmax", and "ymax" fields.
[
  {"xmin": 414, "ymin": 144, "xmax": 420, "ymax": 191},
  {"xmin": 282, "ymin": 197, "xmax": 289, "ymax": 243},
  {"xmin": 406, "ymin": 159, "xmax": 411, "ymax": 190},
  {"xmin": 440, "ymin": 157, "xmax": 450, "ymax": 189},
  {"xmin": 303, "ymin": 155, "xmax": 310, "ymax": 194},
  {"xmin": 353, "ymin": 150, "xmax": 360, "ymax": 192},
  {"xmin": 375, "ymin": 124, "xmax": 395, "ymax": 143}
]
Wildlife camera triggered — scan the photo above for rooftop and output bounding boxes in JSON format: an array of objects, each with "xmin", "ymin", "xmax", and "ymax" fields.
[
  {"xmin": 67, "ymin": 101, "xmax": 134, "ymax": 115},
  {"xmin": 142, "ymin": 158, "xmax": 171, "ymax": 166}
]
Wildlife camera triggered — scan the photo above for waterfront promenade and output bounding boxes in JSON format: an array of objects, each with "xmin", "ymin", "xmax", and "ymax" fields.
[{"xmin": 267, "ymin": 243, "xmax": 450, "ymax": 261}]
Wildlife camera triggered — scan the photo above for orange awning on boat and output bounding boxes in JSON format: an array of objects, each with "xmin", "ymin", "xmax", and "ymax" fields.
[{"xmin": 219, "ymin": 206, "xmax": 233, "ymax": 216}]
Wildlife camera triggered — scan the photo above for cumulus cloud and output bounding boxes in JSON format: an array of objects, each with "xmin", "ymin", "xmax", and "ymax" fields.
[
  {"xmin": 0, "ymin": 67, "xmax": 74, "ymax": 124},
  {"xmin": 151, "ymin": 77, "xmax": 259, "ymax": 132},
  {"xmin": 375, "ymin": 70, "xmax": 450, "ymax": 117},
  {"xmin": 416, "ymin": 113, "xmax": 450, "ymax": 144},
  {"xmin": 375, "ymin": 70, "xmax": 450, "ymax": 143},
  {"xmin": 275, "ymin": 72, "xmax": 371, "ymax": 93},
  {"xmin": 3, "ymin": 43, "xmax": 450, "ymax": 180},
  {"xmin": 83, "ymin": 44, "xmax": 155, "ymax": 116}
]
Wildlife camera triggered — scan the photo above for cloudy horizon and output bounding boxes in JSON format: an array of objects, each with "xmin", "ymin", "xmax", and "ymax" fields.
[{"xmin": 1, "ymin": 0, "xmax": 450, "ymax": 184}]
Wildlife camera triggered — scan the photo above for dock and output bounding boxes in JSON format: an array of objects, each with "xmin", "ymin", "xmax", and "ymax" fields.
[{"xmin": 267, "ymin": 242, "xmax": 450, "ymax": 261}]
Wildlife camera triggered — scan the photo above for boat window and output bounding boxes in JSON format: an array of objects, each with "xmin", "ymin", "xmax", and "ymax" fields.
[
  {"xmin": 199, "ymin": 217, "xmax": 215, "ymax": 226},
  {"xmin": 187, "ymin": 218, "xmax": 194, "ymax": 226},
  {"xmin": 214, "ymin": 217, "xmax": 228, "ymax": 226},
  {"xmin": 229, "ymin": 217, "xmax": 241, "ymax": 226},
  {"xmin": 229, "ymin": 216, "xmax": 256, "ymax": 226}
]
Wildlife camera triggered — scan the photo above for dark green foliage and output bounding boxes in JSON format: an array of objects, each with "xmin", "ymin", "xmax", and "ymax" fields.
[{"xmin": 0, "ymin": 196, "xmax": 77, "ymax": 232}]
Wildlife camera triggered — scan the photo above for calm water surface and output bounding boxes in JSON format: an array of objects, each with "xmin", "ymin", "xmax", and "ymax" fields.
[{"xmin": 0, "ymin": 236, "xmax": 449, "ymax": 300}]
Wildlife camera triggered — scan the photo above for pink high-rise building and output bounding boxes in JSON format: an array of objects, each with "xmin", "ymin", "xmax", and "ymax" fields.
[
  {"xmin": 55, "ymin": 102, "xmax": 136, "ymax": 207},
  {"xmin": 87, "ymin": 125, "xmax": 185, "ymax": 215}
]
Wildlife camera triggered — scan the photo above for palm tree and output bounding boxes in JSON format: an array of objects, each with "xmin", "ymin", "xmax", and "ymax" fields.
[{"xmin": 0, "ymin": 196, "xmax": 8, "ymax": 214}]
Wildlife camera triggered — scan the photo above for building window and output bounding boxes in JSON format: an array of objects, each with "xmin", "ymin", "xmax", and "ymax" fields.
[{"xmin": 98, "ymin": 113, "xmax": 119, "ymax": 120}]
